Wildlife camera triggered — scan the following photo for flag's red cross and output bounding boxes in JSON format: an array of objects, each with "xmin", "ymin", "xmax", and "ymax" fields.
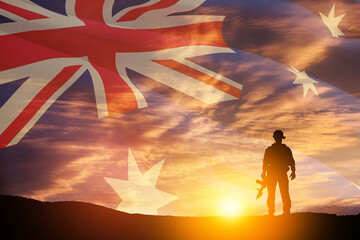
[{"xmin": 0, "ymin": 0, "xmax": 232, "ymax": 148}]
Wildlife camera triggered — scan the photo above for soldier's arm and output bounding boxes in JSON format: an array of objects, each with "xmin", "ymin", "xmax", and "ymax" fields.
[
  {"xmin": 288, "ymin": 147, "xmax": 296, "ymax": 180},
  {"xmin": 288, "ymin": 148, "xmax": 295, "ymax": 172},
  {"xmin": 262, "ymin": 148, "xmax": 269, "ymax": 177}
]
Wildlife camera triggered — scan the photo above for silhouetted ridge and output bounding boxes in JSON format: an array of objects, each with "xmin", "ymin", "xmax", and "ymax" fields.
[{"xmin": 1, "ymin": 195, "xmax": 359, "ymax": 240}]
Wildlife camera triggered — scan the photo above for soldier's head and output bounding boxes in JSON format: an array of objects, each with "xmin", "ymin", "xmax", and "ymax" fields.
[{"xmin": 273, "ymin": 130, "xmax": 285, "ymax": 143}]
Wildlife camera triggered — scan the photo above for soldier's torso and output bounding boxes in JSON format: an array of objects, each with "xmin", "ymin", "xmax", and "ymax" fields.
[{"xmin": 266, "ymin": 143, "xmax": 291, "ymax": 174}]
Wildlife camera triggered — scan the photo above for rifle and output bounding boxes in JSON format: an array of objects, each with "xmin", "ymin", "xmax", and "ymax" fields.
[{"xmin": 256, "ymin": 176, "xmax": 267, "ymax": 200}]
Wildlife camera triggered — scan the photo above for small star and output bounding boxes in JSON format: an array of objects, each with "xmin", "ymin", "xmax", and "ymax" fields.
[
  {"xmin": 319, "ymin": 4, "xmax": 345, "ymax": 38},
  {"xmin": 105, "ymin": 148, "xmax": 178, "ymax": 215},
  {"xmin": 288, "ymin": 66, "xmax": 319, "ymax": 99}
]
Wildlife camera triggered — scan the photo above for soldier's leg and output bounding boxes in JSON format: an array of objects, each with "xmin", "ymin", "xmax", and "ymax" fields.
[
  {"xmin": 279, "ymin": 173, "xmax": 291, "ymax": 214},
  {"xmin": 267, "ymin": 177, "xmax": 276, "ymax": 215}
]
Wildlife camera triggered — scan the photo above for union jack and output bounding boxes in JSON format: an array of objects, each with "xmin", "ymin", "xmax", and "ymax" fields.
[{"xmin": 0, "ymin": 0, "xmax": 242, "ymax": 148}]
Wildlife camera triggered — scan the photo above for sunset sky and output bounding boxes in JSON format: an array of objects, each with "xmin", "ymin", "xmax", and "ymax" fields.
[{"xmin": 0, "ymin": 0, "xmax": 359, "ymax": 216}]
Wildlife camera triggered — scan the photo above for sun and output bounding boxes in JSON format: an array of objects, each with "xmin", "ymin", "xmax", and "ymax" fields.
[{"xmin": 218, "ymin": 198, "xmax": 242, "ymax": 217}]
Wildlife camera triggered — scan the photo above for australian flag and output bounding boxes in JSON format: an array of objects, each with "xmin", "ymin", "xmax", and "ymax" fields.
[{"xmin": 0, "ymin": 0, "xmax": 359, "ymax": 216}]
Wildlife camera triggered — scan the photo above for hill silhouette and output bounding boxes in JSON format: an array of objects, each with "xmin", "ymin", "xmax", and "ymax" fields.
[{"xmin": 1, "ymin": 195, "xmax": 359, "ymax": 240}]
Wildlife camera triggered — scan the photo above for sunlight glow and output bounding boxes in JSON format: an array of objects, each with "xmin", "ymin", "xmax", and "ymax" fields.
[{"xmin": 219, "ymin": 198, "xmax": 242, "ymax": 217}]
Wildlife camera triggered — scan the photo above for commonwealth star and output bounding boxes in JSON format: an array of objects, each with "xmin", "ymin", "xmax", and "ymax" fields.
[{"xmin": 105, "ymin": 149, "xmax": 178, "ymax": 215}]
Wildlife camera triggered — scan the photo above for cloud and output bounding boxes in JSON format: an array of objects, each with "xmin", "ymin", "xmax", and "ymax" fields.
[
  {"xmin": 290, "ymin": 0, "xmax": 360, "ymax": 39},
  {"xmin": 1, "ymin": 0, "xmax": 359, "ymax": 216},
  {"xmin": 1, "ymin": 77, "xmax": 359, "ymax": 215},
  {"xmin": 304, "ymin": 196, "xmax": 360, "ymax": 215},
  {"xmin": 175, "ymin": 48, "xmax": 360, "ymax": 185},
  {"xmin": 193, "ymin": 2, "xmax": 360, "ymax": 98}
]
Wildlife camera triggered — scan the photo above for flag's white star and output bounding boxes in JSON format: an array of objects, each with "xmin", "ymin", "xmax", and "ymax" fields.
[
  {"xmin": 105, "ymin": 149, "xmax": 178, "ymax": 215},
  {"xmin": 288, "ymin": 66, "xmax": 319, "ymax": 99},
  {"xmin": 354, "ymin": 180, "xmax": 360, "ymax": 191},
  {"xmin": 319, "ymin": 4, "xmax": 345, "ymax": 38}
]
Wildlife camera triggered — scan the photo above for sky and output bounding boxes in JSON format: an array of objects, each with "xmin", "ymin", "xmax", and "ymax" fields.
[{"xmin": 0, "ymin": 0, "xmax": 359, "ymax": 216}]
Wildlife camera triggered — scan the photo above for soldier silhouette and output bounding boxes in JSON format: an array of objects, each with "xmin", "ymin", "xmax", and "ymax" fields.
[{"xmin": 261, "ymin": 130, "xmax": 296, "ymax": 216}]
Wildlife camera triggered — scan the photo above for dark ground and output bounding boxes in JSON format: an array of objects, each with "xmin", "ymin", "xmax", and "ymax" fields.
[{"xmin": 1, "ymin": 195, "xmax": 359, "ymax": 240}]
